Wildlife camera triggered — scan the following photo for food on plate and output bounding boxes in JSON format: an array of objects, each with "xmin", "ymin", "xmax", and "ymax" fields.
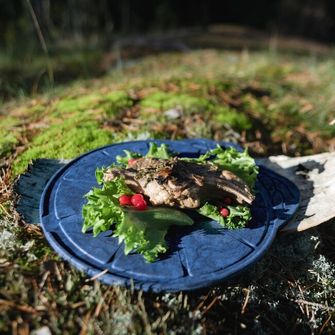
[
  {"xmin": 104, "ymin": 157, "xmax": 254, "ymax": 208},
  {"xmin": 82, "ymin": 142, "xmax": 259, "ymax": 262}
]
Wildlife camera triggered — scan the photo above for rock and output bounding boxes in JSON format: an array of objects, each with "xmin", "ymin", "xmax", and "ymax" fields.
[
  {"xmin": 163, "ymin": 108, "xmax": 182, "ymax": 119},
  {"xmin": 31, "ymin": 326, "xmax": 52, "ymax": 335}
]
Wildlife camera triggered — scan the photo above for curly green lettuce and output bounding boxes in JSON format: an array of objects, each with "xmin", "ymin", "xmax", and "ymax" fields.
[
  {"xmin": 116, "ymin": 142, "xmax": 172, "ymax": 166},
  {"xmin": 115, "ymin": 150, "xmax": 142, "ymax": 165},
  {"xmin": 82, "ymin": 177, "xmax": 134, "ymax": 236},
  {"xmin": 189, "ymin": 145, "xmax": 259, "ymax": 189},
  {"xmin": 146, "ymin": 142, "xmax": 171, "ymax": 159},
  {"xmin": 198, "ymin": 203, "xmax": 251, "ymax": 229}
]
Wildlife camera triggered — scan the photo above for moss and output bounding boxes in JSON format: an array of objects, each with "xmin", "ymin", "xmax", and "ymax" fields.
[
  {"xmin": 139, "ymin": 90, "xmax": 252, "ymax": 132},
  {"xmin": 26, "ymin": 104, "xmax": 47, "ymax": 120},
  {"xmin": 140, "ymin": 91, "xmax": 212, "ymax": 113},
  {"xmin": 241, "ymin": 94, "xmax": 268, "ymax": 118},
  {"xmin": 53, "ymin": 95, "xmax": 98, "ymax": 114},
  {"xmin": 12, "ymin": 117, "xmax": 116, "ymax": 176},
  {"xmin": 52, "ymin": 90, "xmax": 133, "ymax": 118},
  {"xmin": 10, "ymin": 91, "xmax": 132, "ymax": 176},
  {"xmin": 269, "ymin": 99, "xmax": 304, "ymax": 125},
  {"xmin": 212, "ymin": 79, "xmax": 236, "ymax": 92},
  {"xmin": 214, "ymin": 106, "xmax": 252, "ymax": 131},
  {"xmin": 0, "ymin": 115, "xmax": 20, "ymax": 128},
  {"xmin": 104, "ymin": 90, "xmax": 134, "ymax": 116},
  {"xmin": 0, "ymin": 130, "xmax": 18, "ymax": 158},
  {"xmin": 255, "ymin": 63, "xmax": 291, "ymax": 81}
]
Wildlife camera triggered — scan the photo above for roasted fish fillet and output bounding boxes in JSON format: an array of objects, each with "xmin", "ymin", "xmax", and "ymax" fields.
[{"xmin": 104, "ymin": 157, "xmax": 255, "ymax": 208}]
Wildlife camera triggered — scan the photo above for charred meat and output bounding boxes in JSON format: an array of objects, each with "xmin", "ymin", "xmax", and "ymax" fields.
[{"xmin": 104, "ymin": 157, "xmax": 255, "ymax": 208}]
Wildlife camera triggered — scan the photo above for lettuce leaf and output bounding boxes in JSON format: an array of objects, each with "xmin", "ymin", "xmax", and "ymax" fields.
[
  {"xmin": 82, "ymin": 177, "xmax": 134, "ymax": 236},
  {"xmin": 114, "ymin": 207, "xmax": 193, "ymax": 262},
  {"xmin": 198, "ymin": 203, "xmax": 251, "ymax": 229},
  {"xmin": 194, "ymin": 145, "xmax": 258, "ymax": 189},
  {"xmin": 116, "ymin": 150, "xmax": 142, "ymax": 166},
  {"xmin": 146, "ymin": 142, "xmax": 171, "ymax": 159},
  {"xmin": 116, "ymin": 142, "xmax": 172, "ymax": 166}
]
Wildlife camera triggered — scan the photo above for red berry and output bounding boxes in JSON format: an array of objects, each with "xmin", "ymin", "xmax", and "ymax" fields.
[
  {"xmin": 131, "ymin": 194, "xmax": 147, "ymax": 210},
  {"xmin": 220, "ymin": 207, "xmax": 230, "ymax": 218},
  {"xmin": 119, "ymin": 195, "xmax": 132, "ymax": 206},
  {"xmin": 134, "ymin": 201, "xmax": 147, "ymax": 211},
  {"xmin": 128, "ymin": 158, "xmax": 138, "ymax": 165},
  {"xmin": 223, "ymin": 197, "xmax": 232, "ymax": 205},
  {"xmin": 131, "ymin": 194, "xmax": 145, "ymax": 205}
]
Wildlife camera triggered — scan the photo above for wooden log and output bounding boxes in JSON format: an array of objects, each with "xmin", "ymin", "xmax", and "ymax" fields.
[
  {"xmin": 15, "ymin": 153, "xmax": 335, "ymax": 232},
  {"xmin": 259, "ymin": 152, "xmax": 335, "ymax": 232}
]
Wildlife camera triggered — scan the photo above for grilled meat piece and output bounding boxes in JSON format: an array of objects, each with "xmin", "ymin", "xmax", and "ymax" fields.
[{"xmin": 104, "ymin": 157, "xmax": 255, "ymax": 208}]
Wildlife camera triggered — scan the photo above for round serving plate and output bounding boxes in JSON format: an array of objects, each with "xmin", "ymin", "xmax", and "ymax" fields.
[{"xmin": 39, "ymin": 139, "xmax": 300, "ymax": 292}]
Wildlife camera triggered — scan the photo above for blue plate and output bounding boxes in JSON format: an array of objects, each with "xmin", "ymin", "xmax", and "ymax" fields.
[{"xmin": 39, "ymin": 139, "xmax": 300, "ymax": 292}]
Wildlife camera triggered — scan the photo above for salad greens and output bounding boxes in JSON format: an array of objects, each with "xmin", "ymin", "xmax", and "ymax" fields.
[
  {"xmin": 198, "ymin": 203, "xmax": 251, "ymax": 230},
  {"xmin": 186, "ymin": 145, "xmax": 258, "ymax": 189},
  {"xmin": 82, "ymin": 177, "xmax": 133, "ymax": 236},
  {"xmin": 82, "ymin": 142, "xmax": 259, "ymax": 262},
  {"xmin": 146, "ymin": 142, "xmax": 171, "ymax": 159},
  {"xmin": 115, "ymin": 150, "xmax": 142, "ymax": 166},
  {"xmin": 114, "ymin": 208, "xmax": 193, "ymax": 262},
  {"xmin": 116, "ymin": 142, "xmax": 171, "ymax": 166}
]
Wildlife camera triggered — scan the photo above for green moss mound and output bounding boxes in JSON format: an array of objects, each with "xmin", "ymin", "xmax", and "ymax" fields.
[
  {"xmin": 140, "ymin": 91, "xmax": 211, "ymax": 113},
  {"xmin": 52, "ymin": 90, "xmax": 133, "ymax": 117},
  {"xmin": 12, "ymin": 118, "xmax": 115, "ymax": 176}
]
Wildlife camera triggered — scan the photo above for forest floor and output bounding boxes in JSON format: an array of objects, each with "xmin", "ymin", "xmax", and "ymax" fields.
[{"xmin": 1, "ymin": 48, "xmax": 335, "ymax": 334}]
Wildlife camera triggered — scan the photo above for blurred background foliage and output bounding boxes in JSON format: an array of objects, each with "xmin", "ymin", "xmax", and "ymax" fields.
[
  {"xmin": 1, "ymin": 0, "xmax": 335, "ymax": 102},
  {"xmin": 2, "ymin": 0, "xmax": 335, "ymax": 44}
]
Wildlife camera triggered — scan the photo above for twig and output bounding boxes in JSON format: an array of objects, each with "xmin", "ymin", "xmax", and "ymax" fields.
[
  {"xmin": 295, "ymin": 299, "xmax": 335, "ymax": 312},
  {"xmin": 241, "ymin": 288, "xmax": 250, "ymax": 314},
  {"xmin": 0, "ymin": 203, "xmax": 11, "ymax": 217},
  {"xmin": 25, "ymin": 0, "xmax": 54, "ymax": 84},
  {"xmin": 70, "ymin": 301, "xmax": 86, "ymax": 309},
  {"xmin": 86, "ymin": 269, "xmax": 109, "ymax": 282},
  {"xmin": 94, "ymin": 287, "xmax": 112, "ymax": 317},
  {"xmin": 0, "ymin": 299, "xmax": 37, "ymax": 314},
  {"xmin": 39, "ymin": 270, "xmax": 50, "ymax": 289},
  {"xmin": 137, "ymin": 291, "xmax": 153, "ymax": 335},
  {"xmin": 201, "ymin": 296, "xmax": 218, "ymax": 316},
  {"xmin": 319, "ymin": 312, "xmax": 334, "ymax": 334},
  {"xmin": 297, "ymin": 284, "xmax": 309, "ymax": 318},
  {"xmin": 195, "ymin": 292, "xmax": 210, "ymax": 311},
  {"xmin": 79, "ymin": 311, "xmax": 92, "ymax": 335}
]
